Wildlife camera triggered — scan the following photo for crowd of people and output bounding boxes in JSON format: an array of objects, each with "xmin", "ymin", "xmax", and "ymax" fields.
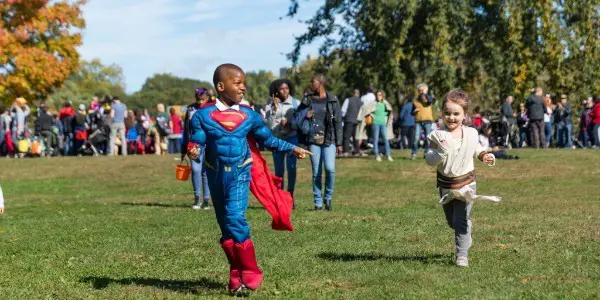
[{"xmin": 1, "ymin": 84, "xmax": 598, "ymax": 160}]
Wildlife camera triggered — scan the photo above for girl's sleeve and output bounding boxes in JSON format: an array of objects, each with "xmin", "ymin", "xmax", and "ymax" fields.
[
  {"xmin": 425, "ymin": 149, "xmax": 446, "ymax": 166},
  {"xmin": 473, "ymin": 130, "xmax": 488, "ymax": 161}
]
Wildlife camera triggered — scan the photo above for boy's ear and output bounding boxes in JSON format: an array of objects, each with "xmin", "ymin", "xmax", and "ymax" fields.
[{"xmin": 216, "ymin": 82, "xmax": 225, "ymax": 92}]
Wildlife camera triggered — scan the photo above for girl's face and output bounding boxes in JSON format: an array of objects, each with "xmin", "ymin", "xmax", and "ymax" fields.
[
  {"xmin": 442, "ymin": 101, "xmax": 465, "ymax": 132},
  {"xmin": 376, "ymin": 92, "xmax": 384, "ymax": 101},
  {"xmin": 278, "ymin": 83, "xmax": 290, "ymax": 100}
]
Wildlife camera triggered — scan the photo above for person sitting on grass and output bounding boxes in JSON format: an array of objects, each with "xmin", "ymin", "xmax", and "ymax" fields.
[
  {"xmin": 186, "ymin": 63, "xmax": 311, "ymax": 293},
  {"xmin": 478, "ymin": 126, "xmax": 520, "ymax": 160},
  {"xmin": 425, "ymin": 89, "xmax": 500, "ymax": 268}
]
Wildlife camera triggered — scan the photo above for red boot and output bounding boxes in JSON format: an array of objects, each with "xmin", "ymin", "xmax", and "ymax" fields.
[
  {"xmin": 220, "ymin": 239, "xmax": 243, "ymax": 292},
  {"xmin": 234, "ymin": 239, "xmax": 264, "ymax": 290}
]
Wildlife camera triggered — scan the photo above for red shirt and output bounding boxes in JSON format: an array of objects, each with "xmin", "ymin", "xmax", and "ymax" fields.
[
  {"xmin": 170, "ymin": 113, "xmax": 182, "ymax": 134},
  {"xmin": 591, "ymin": 103, "xmax": 600, "ymax": 125},
  {"xmin": 59, "ymin": 107, "xmax": 74, "ymax": 120}
]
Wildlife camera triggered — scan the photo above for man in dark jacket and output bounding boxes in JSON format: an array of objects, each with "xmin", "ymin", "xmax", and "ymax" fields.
[
  {"xmin": 35, "ymin": 104, "xmax": 56, "ymax": 152},
  {"xmin": 295, "ymin": 73, "xmax": 343, "ymax": 211},
  {"xmin": 554, "ymin": 94, "xmax": 572, "ymax": 148},
  {"xmin": 340, "ymin": 89, "xmax": 362, "ymax": 156},
  {"xmin": 526, "ymin": 87, "xmax": 546, "ymax": 149}
]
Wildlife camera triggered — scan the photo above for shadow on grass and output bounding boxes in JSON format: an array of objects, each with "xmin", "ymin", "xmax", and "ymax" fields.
[
  {"xmin": 81, "ymin": 276, "xmax": 223, "ymax": 294},
  {"xmin": 317, "ymin": 252, "xmax": 452, "ymax": 264},
  {"xmin": 120, "ymin": 202, "xmax": 190, "ymax": 208}
]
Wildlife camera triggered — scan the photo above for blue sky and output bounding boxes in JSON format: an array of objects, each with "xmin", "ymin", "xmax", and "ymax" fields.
[{"xmin": 79, "ymin": 0, "xmax": 321, "ymax": 93}]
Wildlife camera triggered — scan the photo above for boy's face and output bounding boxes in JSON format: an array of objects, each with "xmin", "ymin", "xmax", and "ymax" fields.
[{"xmin": 217, "ymin": 70, "xmax": 246, "ymax": 104}]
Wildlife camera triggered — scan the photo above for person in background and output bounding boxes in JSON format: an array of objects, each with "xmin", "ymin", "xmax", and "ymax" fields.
[
  {"xmin": 543, "ymin": 94, "xmax": 554, "ymax": 147},
  {"xmin": 109, "ymin": 96, "xmax": 128, "ymax": 156},
  {"xmin": 11, "ymin": 98, "xmax": 31, "ymax": 155},
  {"xmin": 554, "ymin": 94, "xmax": 572, "ymax": 148},
  {"xmin": 526, "ymin": 88, "xmax": 546, "ymax": 149},
  {"xmin": 360, "ymin": 87, "xmax": 376, "ymax": 146},
  {"xmin": 590, "ymin": 96, "xmax": 600, "ymax": 147},
  {"xmin": 399, "ymin": 96, "xmax": 416, "ymax": 150},
  {"xmin": 516, "ymin": 102, "xmax": 529, "ymax": 148},
  {"xmin": 73, "ymin": 104, "xmax": 89, "ymax": 154},
  {"xmin": 59, "ymin": 101, "xmax": 75, "ymax": 155},
  {"xmin": 411, "ymin": 83, "xmax": 435, "ymax": 160},
  {"xmin": 155, "ymin": 103, "xmax": 171, "ymax": 155},
  {"xmin": 340, "ymin": 89, "xmax": 362, "ymax": 156},
  {"xmin": 579, "ymin": 98, "xmax": 593, "ymax": 148},
  {"xmin": 500, "ymin": 96, "xmax": 516, "ymax": 127},
  {"xmin": 296, "ymin": 73, "xmax": 343, "ymax": 211},
  {"xmin": 266, "ymin": 79, "xmax": 300, "ymax": 200},
  {"xmin": 168, "ymin": 107, "xmax": 183, "ymax": 154},
  {"xmin": 182, "ymin": 88, "xmax": 211, "ymax": 210},
  {"xmin": 365, "ymin": 90, "xmax": 394, "ymax": 162}
]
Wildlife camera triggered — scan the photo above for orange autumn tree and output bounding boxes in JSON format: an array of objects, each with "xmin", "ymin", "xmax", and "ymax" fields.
[{"xmin": 0, "ymin": 0, "xmax": 85, "ymax": 106}]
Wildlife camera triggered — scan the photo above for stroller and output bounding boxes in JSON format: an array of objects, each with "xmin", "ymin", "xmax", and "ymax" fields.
[
  {"xmin": 489, "ymin": 114, "xmax": 515, "ymax": 148},
  {"xmin": 78, "ymin": 114, "xmax": 110, "ymax": 156}
]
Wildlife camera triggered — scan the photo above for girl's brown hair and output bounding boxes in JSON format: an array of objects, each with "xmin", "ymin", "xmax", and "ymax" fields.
[{"xmin": 442, "ymin": 89, "xmax": 469, "ymax": 113}]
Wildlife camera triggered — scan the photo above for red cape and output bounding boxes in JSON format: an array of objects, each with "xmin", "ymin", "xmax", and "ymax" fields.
[{"xmin": 247, "ymin": 138, "xmax": 294, "ymax": 231}]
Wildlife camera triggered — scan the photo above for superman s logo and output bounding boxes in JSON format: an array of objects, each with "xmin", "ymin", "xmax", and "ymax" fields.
[{"xmin": 210, "ymin": 110, "xmax": 248, "ymax": 131}]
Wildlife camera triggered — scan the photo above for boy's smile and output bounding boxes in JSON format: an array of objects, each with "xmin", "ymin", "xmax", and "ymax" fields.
[{"xmin": 218, "ymin": 70, "xmax": 247, "ymax": 105}]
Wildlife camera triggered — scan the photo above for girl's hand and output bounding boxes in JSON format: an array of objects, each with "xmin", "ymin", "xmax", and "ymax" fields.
[
  {"xmin": 293, "ymin": 147, "xmax": 312, "ymax": 159},
  {"xmin": 483, "ymin": 153, "xmax": 495, "ymax": 166}
]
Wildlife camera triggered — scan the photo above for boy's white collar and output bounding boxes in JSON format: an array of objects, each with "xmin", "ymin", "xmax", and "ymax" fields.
[{"xmin": 216, "ymin": 99, "xmax": 239, "ymax": 111}]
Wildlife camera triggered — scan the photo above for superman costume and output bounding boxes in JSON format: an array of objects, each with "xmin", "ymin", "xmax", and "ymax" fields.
[{"xmin": 188, "ymin": 100, "xmax": 296, "ymax": 291}]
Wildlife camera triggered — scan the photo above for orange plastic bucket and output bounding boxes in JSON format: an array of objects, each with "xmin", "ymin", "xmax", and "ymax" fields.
[{"xmin": 175, "ymin": 158, "xmax": 191, "ymax": 181}]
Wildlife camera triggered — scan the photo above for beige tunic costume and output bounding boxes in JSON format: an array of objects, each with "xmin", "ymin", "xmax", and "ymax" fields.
[{"xmin": 425, "ymin": 126, "xmax": 501, "ymax": 205}]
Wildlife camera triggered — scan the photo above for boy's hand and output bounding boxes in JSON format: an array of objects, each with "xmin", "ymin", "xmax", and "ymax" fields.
[
  {"xmin": 187, "ymin": 145, "xmax": 200, "ymax": 160},
  {"xmin": 293, "ymin": 147, "xmax": 312, "ymax": 159},
  {"xmin": 483, "ymin": 153, "xmax": 495, "ymax": 166}
]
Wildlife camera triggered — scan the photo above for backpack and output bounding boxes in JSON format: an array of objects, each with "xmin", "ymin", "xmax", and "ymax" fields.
[{"xmin": 156, "ymin": 115, "xmax": 171, "ymax": 136}]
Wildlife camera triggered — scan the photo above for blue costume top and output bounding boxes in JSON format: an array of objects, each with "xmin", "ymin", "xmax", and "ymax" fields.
[{"xmin": 189, "ymin": 101, "xmax": 296, "ymax": 242}]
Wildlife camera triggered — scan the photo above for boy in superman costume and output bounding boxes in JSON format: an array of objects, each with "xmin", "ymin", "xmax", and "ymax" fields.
[{"xmin": 186, "ymin": 64, "xmax": 311, "ymax": 292}]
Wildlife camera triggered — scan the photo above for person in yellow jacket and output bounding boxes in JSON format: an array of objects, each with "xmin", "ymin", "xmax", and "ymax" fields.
[{"xmin": 411, "ymin": 83, "xmax": 436, "ymax": 160}]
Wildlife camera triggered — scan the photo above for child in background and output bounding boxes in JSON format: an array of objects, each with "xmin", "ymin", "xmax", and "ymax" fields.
[{"xmin": 425, "ymin": 89, "xmax": 499, "ymax": 268}]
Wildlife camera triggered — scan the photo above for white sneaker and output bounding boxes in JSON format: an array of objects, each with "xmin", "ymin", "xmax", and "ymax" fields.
[
  {"xmin": 387, "ymin": 156, "xmax": 393, "ymax": 162},
  {"xmin": 376, "ymin": 155, "xmax": 382, "ymax": 162},
  {"xmin": 192, "ymin": 205, "xmax": 201, "ymax": 210},
  {"xmin": 456, "ymin": 256, "xmax": 468, "ymax": 267}
]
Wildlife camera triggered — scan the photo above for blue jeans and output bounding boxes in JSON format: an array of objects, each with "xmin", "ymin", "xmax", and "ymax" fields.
[
  {"xmin": 412, "ymin": 121, "xmax": 432, "ymax": 155},
  {"xmin": 64, "ymin": 133, "xmax": 73, "ymax": 156},
  {"xmin": 272, "ymin": 135, "xmax": 298, "ymax": 196},
  {"xmin": 372, "ymin": 124, "xmax": 390, "ymax": 157},
  {"xmin": 544, "ymin": 122, "xmax": 552, "ymax": 147},
  {"xmin": 191, "ymin": 151, "xmax": 210, "ymax": 203},
  {"xmin": 519, "ymin": 127, "xmax": 529, "ymax": 148},
  {"xmin": 309, "ymin": 144, "xmax": 336, "ymax": 207},
  {"xmin": 556, "ymin": 123, "xmax": 572, "ymax": 148},
  {"xmin": 168, "ymin": 137, "xmax": 181, "ymax": 154}
]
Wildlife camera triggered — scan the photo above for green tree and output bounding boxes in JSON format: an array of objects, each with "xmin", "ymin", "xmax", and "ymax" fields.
[
  {"xmin": 245, "ymin": 70, "xmax": 275, "ymax": 106},
  {"xmin": 46, "ymin": 59, "xmax": 127, "ymax": 109},
  {"xmin": 128, "ymin": 74, "xmax": 212, "ymax": 110},
  {"xmin": 288, "ymin": 0, "xmax": 600, "ymax": 110}
]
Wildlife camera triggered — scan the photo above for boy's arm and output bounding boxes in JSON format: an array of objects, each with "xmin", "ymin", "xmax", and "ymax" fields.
[
  {"xmin": 250, "ymin": 111, "xmax": 295, "ymax": 154},
  {"xmin": 187, "ymin": 113, "xmax": 207, "ymax": 149}
]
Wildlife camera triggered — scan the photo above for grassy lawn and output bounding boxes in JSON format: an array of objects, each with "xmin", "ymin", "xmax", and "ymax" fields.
[{"xmin": 0, "ymin": 149, "xmax": 599, "ymax": 299}]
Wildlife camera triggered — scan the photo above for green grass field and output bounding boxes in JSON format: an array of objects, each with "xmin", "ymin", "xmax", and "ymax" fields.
[{"xmin": 0, "ymin": 149, "xmax": 599, "ymax": 299}]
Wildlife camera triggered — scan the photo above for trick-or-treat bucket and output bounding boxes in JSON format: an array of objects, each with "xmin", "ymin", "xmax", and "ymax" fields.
[{"xmin": 175, "ymin": 158, "xmax": 191, "ymax": 181}]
